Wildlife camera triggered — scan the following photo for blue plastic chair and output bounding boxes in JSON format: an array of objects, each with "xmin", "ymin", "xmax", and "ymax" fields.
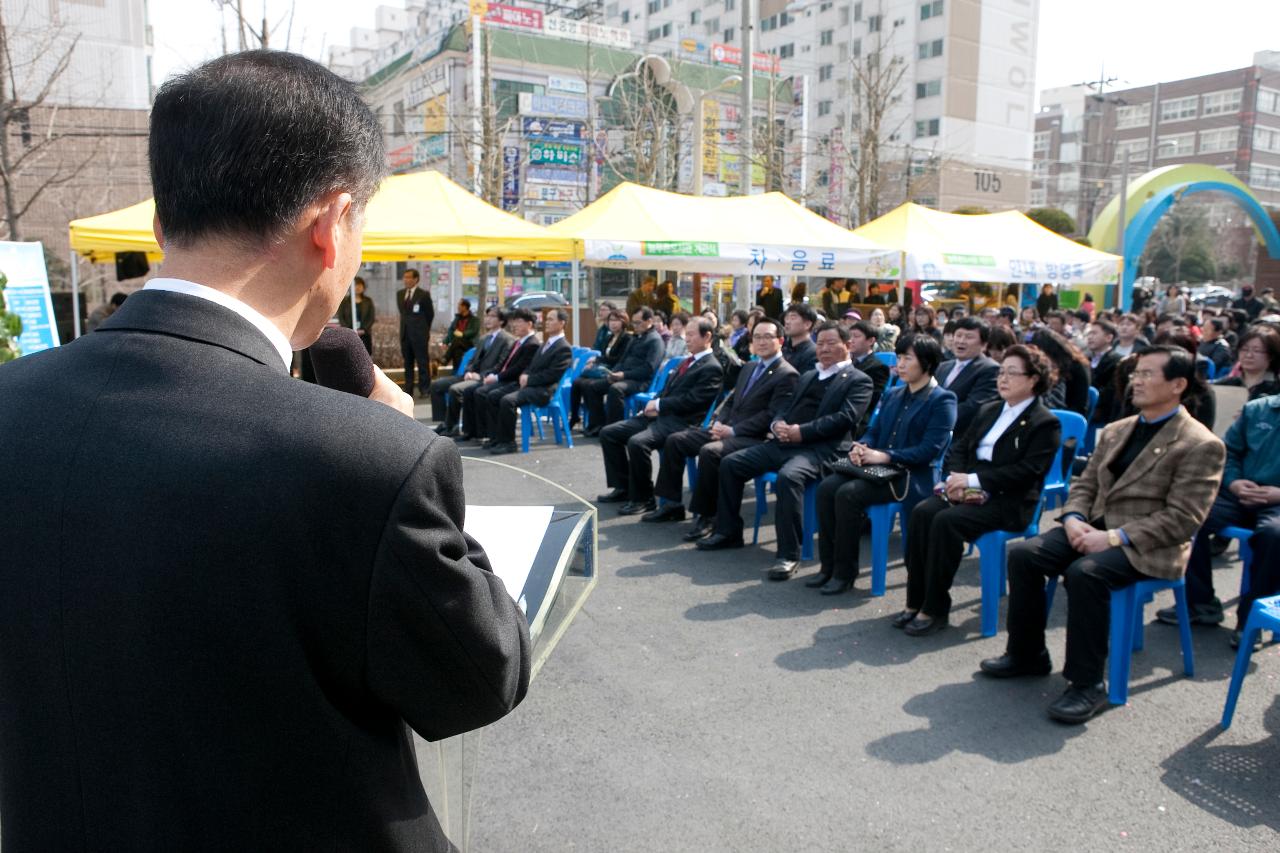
[
  {"xmin": 683, "ymin": 393, "xmax": 726, "ymax": 496},
  {"xmin": 520, "ymin": 351, "xmax": 593, "ymax": 453},
  {"xmin": 875, "ymin": 351, "xmax": 900, "ymax": 391},
  {"xmin": 1221, "ymin": 594, "xmax": 1280, "ymax": 729},
  {"xmin": 1045, "ymin": 575, "xmax": 1195, "ymax": 706},
  {"xmin": 865, "ymin": 438, "xmax": 950, "ymax": 597},
  {"xmin": 1220, "ymin": 525, "xmax": 1255, "ymax": 596},
  {"xmin": 1085, "ymin": 386, "xmax": 1099, "ymax": 422},
  {"xmin": 442, "ymin": 347, "xmax": 478, "ymax": 407},
  {"xmin": 1041, "ymin": 410, "xmax": 1088, "ymax": 510},
  {"xmin": 625, "ymin": 356, "xmax": 682, "ymax": 417},
  {"xmin": 751, "ymin": 474, "xmax": 818, "ymax": 561}
]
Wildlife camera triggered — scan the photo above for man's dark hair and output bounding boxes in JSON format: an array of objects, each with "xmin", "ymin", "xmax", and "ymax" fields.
[
  {"xmin": 942, "ymin": 319, "xmax": 958, "ymax": 335},
  {"xmin": 753, "ymin": 318, "xmax": 781, "ymax": 338},
  {"xmin": 897, "ymin": 333, "xmax": 943, "ymax": 375},
  {"xmin": 149, "ymin": 51, "xmax": 386, "ymax": 249},
  {"xmin": 486, "ymin": 305, "xmax": 508, "ymax": 324},
  {"xmin": 815, "ymin": 319, "xmax": 850, "ymax": 343},
  {"xmin": 459, "ymin": 298, "xmax": 472, "ymax": 309},
  {"xmin": 784, "ymin": 303, "xmax": 819, "ymax": 327},
  {"xmin": 1139, "ymin": 344, "xmax": 1204, "ymax": 401},
  {"xmin": 670, "ymin": 311, "xmax": 690, "ymax": 326},
  {"xmin": 545, "ymin": 308, "xmax": 569, "ymax": 324},
  {"xmin": 691, "ymin": 316, "xmax": 716, "ymax": 338},
  {"xmin": 354, "ymin": 276, "xmax": 366, "ymax": 287},
  {"xmin": 1208, "ymin": 317, "xmax": 1227, "ymax": 334},
  {"xmin": 1092, "ymin": 320, "xmax": 1117, "ymax": 341},
  {"xmin": 509, "ymin": 307, "xmax": 536, "ymax": 325},
  {"xmin": 986, "ymin": 324, "xmax": 1016, "ymax": 355},
  {"xmin": 848, "ymin": 320, "xmax": 878, "ymax": 342},
  {"xmin": 632, "ymin": 306, "xmax": 654, "ymax": 321},
  {"xmin": 405, "ymin": 269, "xmax": 421, "ymax": 282},
  {"xmin": 730, "ymin": 309, "xmax": 749, "ymax": 325},
  {"xmin": 109, "ymin": 292, "xmax": 128, "ymax": 307},
  {"xmin": 599, "ymin": 300, "xmax": 618, "ymax": 311}
]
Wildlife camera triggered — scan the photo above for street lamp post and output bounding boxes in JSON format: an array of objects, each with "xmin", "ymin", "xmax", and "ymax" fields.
[{"xmin": 739, "ymin": 0, "xmax": 754, "ymax": 197}]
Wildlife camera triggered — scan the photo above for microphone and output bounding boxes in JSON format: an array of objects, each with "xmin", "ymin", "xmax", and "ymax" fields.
[{"xmin": 308, "ymin": 326, "xmax": 376, "ymax": 397}]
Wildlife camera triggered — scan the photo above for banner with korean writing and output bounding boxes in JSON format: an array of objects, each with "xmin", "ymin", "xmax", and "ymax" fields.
[
  {"xmin": 529, "ymin": 140, "xmax": 583, "ymax": 167},
  {"xmin": 710, "ymin": 43, "xmax": 781, "ymax": 74},
  {"xmin": 484, "ymin": 3, "xmax": 542, "ymax": 31},
  {"xmin": 522, "ymin": 117, "xmax": 584, "ymax": 141},
  {"xmin": 907, "ymin": 254, "xmax": 1120, "ymax": 286},
  {"xmin": 501, "ymin": 146, "xmax": 522, "ymax": 211},
  {"xmin": 580, "ymin": 239, "xmax": 901, "ymax": 279},
  {"xmin": 519, "ymin": 92, "xmax": 588, "ymax": 119},
  {"xmin": 0, "ymin": 241, "xmax": 59, "ymax": 356},
  {"xmin": 423, "ymin": 94, "xmax": 448, "ymax": 135}
]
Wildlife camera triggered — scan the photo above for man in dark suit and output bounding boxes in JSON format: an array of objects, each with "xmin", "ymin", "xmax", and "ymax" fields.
[
  {"xmin": 1085, "ymin": 320, "xmax": 1121, "ymax": 426},
  {"xmin": 935, "ymin": 315, "xmax": 999, "ymax": 438},
  {"xmin": 440, "ymin": 298, "xmax": 480, "ymax": 369},
  {"xmin": 644, "ymin": 318, "xmax": 799, "ymax": 531},
  {"xmin": 755, "ymin": 275, "xmax": 784, "ymax": 319},
  {"xmin": 465, "ymin": 307, "xmax": 539, "ymax": 442},
  {"xmin": 597, "ymin": 317, "xmax": 724, "ymax": 515},
  {"xmin": 782, "ymin": 303, "xmax": 818, "ymax": 373},
  {"xmin": 432, "ymin": 305, "xmax": 512, "ymax": 430},
  {"xmin": 846, "ymin": 319, "xmax": 889, "ymax": 436},
  {"xmin": 486, "ymin": 308, "xmax": 574, "ymax": 454},
  {"xmin": 699, "ymin": 321, "xmax": 874, "ymax": 579},
  {"xmin": 398, "ymin": 267, "xmax": 434, "ymax": 396},
  {"xmin": 0, "ymin": 51, "xmax": 528, "ymax": 850},
  {"xmin": 595, "ymin": 306, "xmax": 665, "ymax": 429}
]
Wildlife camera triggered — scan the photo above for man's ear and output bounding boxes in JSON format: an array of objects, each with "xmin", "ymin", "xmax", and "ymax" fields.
[
  {"xmin": 152, "ymin": 212, "xmax": 166, "ymax": 250},
  {"xmin": 310, "ymin": 192, "xmax": 355, "ymax": 270}
]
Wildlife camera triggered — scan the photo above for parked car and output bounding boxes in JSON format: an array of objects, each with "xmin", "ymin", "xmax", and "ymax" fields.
[
  {"xmin": 1188, "ymin": 284, "xmax": 1234, "ymax": 308},
  {"xmin": 504, "ymin": 290, "xmax": 569, "ymax": 311}
]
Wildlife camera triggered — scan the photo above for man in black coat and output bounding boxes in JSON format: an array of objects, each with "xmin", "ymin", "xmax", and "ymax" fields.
[
  {"xmin": 699, "ymin": 322, "xmax": 874, "ymax": 579},
  {"xmin": 782, "ymin": 302, "xmax": 819, "ymax": 373},
  {"xmin": 398, "ymin": 267, "xmax": 434, "ymax": 396},
  {"xmin": 464, "ymin": 307, "xmax": 539, "ymax": 442},
  {"xmin": 645, "ymin": 318, "xmax": 799, "ymax": 535},
  {"xmin": 432, "ymin": 305, "xmax": 513, "ymax": 430},
  {"xmin": 1085, "ymin": 319, "xmax": 1121, "ymax": 427},
  {"xmin": 846, "ymin": 319, "xmax": 890, "ymax": 436},
  {"xmin": 598, "ymin": 306, "xmax": 665, "ymax": 428},
  {"xmin": 597, "ymin": 317, "xmax": 725, "ymax": 515},
  {"xmin": 755, "ymin": 275, "xmax": 785, "ymax": 319},
  {"xmin": 485, "ymin": 308, "xmax": 575, "ymax": 454},
  {"xmin": 935, "ymin": 315, "xmax": 999, "ymax": 438},
  {"xmin": 0, "ymin": 51, "xmax": 529, "ymax": 851}
]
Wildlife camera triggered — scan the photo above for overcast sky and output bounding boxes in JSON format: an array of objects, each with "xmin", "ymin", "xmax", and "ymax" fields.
[{"xmin": 149, "ymin": 1, "xmax": 1280, "ymax": 104}]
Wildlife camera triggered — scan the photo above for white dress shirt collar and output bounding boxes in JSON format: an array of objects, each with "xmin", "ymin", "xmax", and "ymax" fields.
[
  {"xmin": 816, "ymin": 359, "xmax": 852, "ymax": 380},
  {"xmin": 143, "ymin": 278, "xmax": 293, "ymax": 371},
  {"xmin": 542, "ymin": 333, "xmax": 565, "ymax": 348},
  {"xmin": 689, "ymin": 348, "xmax": 714, "ymax": 362}
]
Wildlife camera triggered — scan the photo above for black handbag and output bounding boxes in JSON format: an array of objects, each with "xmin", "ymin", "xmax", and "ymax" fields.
[{"xmin": 830, "ymin": 458, "xmax": 910, "ymax": 502}]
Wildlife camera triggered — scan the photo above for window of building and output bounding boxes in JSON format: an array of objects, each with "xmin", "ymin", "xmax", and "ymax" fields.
[
  {"xmin": 1115, "ymin": 103, "xmax": 1151, "ymax": 129},
  {"xmin": 839, "ymin": 5, "xmax": 849, "ymax": 24},
  {"xmin": 621, "ymin": 10, "xmax": 630, "ymax": 22},
  {"xmin": 1033, "ymin": 130, "xmax": 1050, "ymax": 153},
  {"xmin": 780, "ymin": 11, "xmax": 793, "ymax": 25},
  {"xmin": 1159, "ymin": 96, "xmax": 1198, "ymax": 123},
  {"xmin": 920, "ymin": 0, "xmax": 944, "ymax": 19},
  {"xmin": 705, "ymin": 17, "xmax": 718, "ymax": 32},
  {"xmin": 690, "ymin": 10, "xmax": 700, "ymax": 24},
  {"xmin": 868, "ymin": 14, "xmax": 881, "ymax": 32},
  {"xmin": 917, "ymin": 39, "xmax": 943, "ymax": 59},
  {"xmin": 1029, "ymin": 188, "xmax": 1047, "ymax": 206},
  {"xmin": 648, "ymin": 27, "xmax": 661, "ymax": 41},
  {"xmin": 661, "ymin": 22, "xmax": 672, "ymax": 36},
  {"xmin": 1157, "ymin": 132, "xmax": 1195, "ymax": 157},
  {"xmin": 916, "ymin": 79, "xmax": 941, "ymax": 99},
  {"xmin": 1250, "ymin": 163, "xmax": 1280, "ymax": 190},
  {"xmin": 838, "ymin": 43, "xmax": 848, "ymax": 61},
  {"xmin": 915, "ymin": 118, "xmax": 939, "ymax": 138},
  {"xmin": 1198, "ymin": 127, "xmax": 1237, "ymax": 154},
  {"xmin": 1258, "ymin": 87, "xmax": 1280, "ymax": 116},
  {"xmin": 820, "ymin": 29, "xmax": 833, "ymax": 45},
  {"xmin": 761, "ymin": 15, "xmax": 777, "ymax": 32},
  {"xmin": 724, "ymin": 26, "xmax": 734, "ymax": 41},
  {"xmin": 819, "ymin": 64, "xmax": 833, "ymax": 82},
  {"xmin": 837, "ymin": 78, "xmax": 849, "ymax": 97},
  {"xmin": 647, "ymin": 0, "xmax": 660, "ymax": 13},
  {"xmin": 778, "ymin": 43, "xmax": 794, "ymax": 59},
  {"xmin": 1201, "ymin": 88, "xmax": 1242, "ymax": 117},
  {"xmin": 724, "ymin": 0, "xmax": 735, "ymax": 10},
  {"xmin": 818, "ymin": 100, "xmax": 832, "ymax": 117},
  {"xmin": 1112, "ymin": 138, "xmax": 1149, "ymax": 163},
  {"xmin": 1255, "ymin": 125, "xmax": 1280, "ymax": 154},
  {"xmin": 854, "ymin": 2, "xmax": 862, "ymax": 21},
  {"xmin": 852, "ymin": 38, "xmax": 860, "ymax": 58},
  {"xmin": 819, "ymin": 1, "xmax": 833, "ymax": 11}
]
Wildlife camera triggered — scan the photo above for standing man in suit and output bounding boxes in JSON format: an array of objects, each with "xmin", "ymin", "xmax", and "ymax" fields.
[
  {"xmin": 597, "ymin": 307, "xmax": 665, "ymax": 429},
  {"xmin": 465, "ymin": 307, "xmax": 539, "ymax": 442},
  {"xmin": 981, "ymin": 347, "xmax": 1225, "ymax": 725},
  {"xmin": 644, "ymin": 318, "xmax": 799, "ymax": 531},
  {"xmin": 781, "ymin": 303, "xmax": 819, "ymax": 373},
  {"xmin": 597, "ymin": 317, "xmax": 724, "ymax": 515},
  {"xmin": 432, "ymin": 305, "xmax": 512, "ymax": 431},
  {"xmin": 699, "ymin": 321, "xmax": 874, "ymax": 580},
  {"xmin": 846, "ymin": 319, "xmax": 889, "ymax": 435},
  {"xmin": 486, "ymin": 309, "xmax": 574, "ymax": 454},
  {"xmin": 0, "ymin": 51, "xmax": 528, "ymax": 849},
  {"xmin": 935, "ymin": 315, "xmax": 999, "ymax": 438},
  {"xmin": 1085, "ymin": 320, "xmax": 1121, "ymax": 427},
  {"xmin": 398, "ymin": 268, "xmax": 434, "ymax": 396},
  {"xmin": 755, "ymin": 275, "xmax": 784, "ymax": 319}
]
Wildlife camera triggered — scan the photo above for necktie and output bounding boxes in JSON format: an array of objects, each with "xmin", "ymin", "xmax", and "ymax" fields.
[
  {"xmin": 405, "ymin": 288, "xmax": 415, "ymax": 308},
  {"xmin": 744, "ymin": 360, "xmax": 767, "ymax": 395},
  {"xmin": 675, "ymin": 356, "xmax": 694, "ymax": 378},
  {"xmin": 499, "ymin": 338, "xmax": 524, "ymax": 373},
  {"xmin": 944, "ymin": 361, "xmax": 965, "ymax": 388}
]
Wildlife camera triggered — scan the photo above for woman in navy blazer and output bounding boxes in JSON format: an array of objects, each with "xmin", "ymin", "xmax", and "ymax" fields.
[{"xmin": 811, "ymin": 334, "xmax": 957, "ymax": 596}]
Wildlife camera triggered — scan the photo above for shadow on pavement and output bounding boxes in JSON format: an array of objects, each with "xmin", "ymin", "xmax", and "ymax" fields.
[
  {"xmin": 1160, "ymin": 696, "xmax": 1280, "ymax": 832},
  {"xmin": 774, "ymin": 615, "xmax": 979, "ymax": 672}
]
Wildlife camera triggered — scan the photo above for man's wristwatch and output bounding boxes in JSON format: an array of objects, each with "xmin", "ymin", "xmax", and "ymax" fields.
[{"xmin": 1107, "ymin": 529, "xmax": 1123, "ymax": 548}]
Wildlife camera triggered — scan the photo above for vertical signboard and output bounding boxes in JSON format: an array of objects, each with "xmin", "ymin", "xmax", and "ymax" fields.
[
  {"xmin": 502, "ymin": 146, "xmax": 522, "ymax": 211},
  {"xmin": 0, "ymin": 241, "xmax": 60, "ymax": 356}
]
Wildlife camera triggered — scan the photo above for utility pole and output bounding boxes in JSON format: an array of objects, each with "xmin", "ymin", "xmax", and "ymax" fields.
[
  {"xmin": 1078, "ymin": 68, "xmax": 1120, "ymax": 233},
  {"xmin": 739, "ymin": 0, "xmax": 753, "ymax": 196}
]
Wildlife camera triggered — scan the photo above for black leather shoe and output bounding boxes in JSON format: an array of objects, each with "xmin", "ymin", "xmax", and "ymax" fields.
[
  {"xmin": 641, "ymin": 503, "xmax": 686, "ymax": 523},
  {"xmin": 804, "ymin": 572, "xmax": 832, "ymax": 588},
  {"xmin": 819, "ymin": 578, "xmax": 854, "ymax": 596},
  {"xmin": 696, "ymin": 532, "xmax": 744, "ymax": 551},
  {"xmin": 487, "ymin": 442, "xmax": 518, "ymax": 455},
  {"xmin": 1047, "ymin": 683, "xmax": 1109, "ymax": 724},
  {"xmin": 618, "ymin": 499, "xmax": 657, "ymax": 516},
  {"xmin": 456, "ymin": 433, "xmax": 476, "ymax": 442},
  {"xmin": 596, "ymin": 488, "xmax": 628, "ymax": 504},
  {"xmin": 890, "ymin": 609, "xmax": 919, "ymax": 629},
  {"xmin": 979, "ymin": 650, "xmax": 1053, "ymax": 678},
  {"xmin": 767, "ymin": 560, "xmax": 799, "ymax": 581},
  {"xmin": 480, "ymin": 438, "xmax": 495, "ymax": 449},
  {"xmin": 583, "ymin": 427, "xmax": 602, "ymax": 438},
  {"xmin": 682, "ymin": 517, "xmax": 713, "ymax": 542},
  {"xmin": 903, "ymin": 614, "xmax": 948, "ymax": 636}
]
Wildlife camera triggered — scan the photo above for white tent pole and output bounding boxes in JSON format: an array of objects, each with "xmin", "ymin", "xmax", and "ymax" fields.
[
  {"xmin": 71, "ymin": 251, "xmax": 81, "ymax": 340},
  {"xmin": 570, "ymin": 259, "xmax": 580, "ymax": 346},
  {"xmin": 898, "ymin": 251, "xmax": 907, "ymax": 307}
]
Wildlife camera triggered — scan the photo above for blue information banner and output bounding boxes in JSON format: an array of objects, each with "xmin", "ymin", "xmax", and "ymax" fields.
[{"xmin": 0, "ymin": 241, "xmax": 60, "ymax": 356}]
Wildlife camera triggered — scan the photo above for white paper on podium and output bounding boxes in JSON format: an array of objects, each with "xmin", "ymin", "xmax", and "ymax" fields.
[{"xmin": 463, "ymin": 505, "xmax": 553, "ymax": 610}]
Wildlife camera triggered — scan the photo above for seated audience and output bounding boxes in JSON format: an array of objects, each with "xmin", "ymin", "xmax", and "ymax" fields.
[
  {"xmin": 728, "ymin": 309, "xmax": 752, "ymax": 361},
  {"xmin": 897, "ymin": 346, "xmax": 1061, "ymax": 634},
  {"xmin": 986, "ymin": 325, "xmax": 1017, "ymax": 363},
  {"xmin": 981, "ymin": 347, "xmax": 1225, "ymax": 725},
  {"xmin": 666, "ymin": 312, "xmax": 690, "ymax": 358},
  {"xmin": 1084, "ymin": 320, "xmax": 1121, "ymax": 427},
  {"xmin": 649, "ymin": 320, "xmax": 799, "ymax": 532},
  {"xmin": 433, "ymin": 305, "xmax": 512, "ymax": 432},
  {"xmin": 464, "ymin": 308, "xmax": 540, "ymax": 442},
  {"xmin": 441, "ymin": 299, "xmax": 480, "ymax": 370},
  {"xmin": 1112, "ymin": 313, "xmax": 1149, "ymax": 357},
  {"xmin": 698, "ymin": 322, "xmax": 874, "ymax": 582},
  {"xmin": 936, "ymin": 316, "xmax": 1000, "ymax": 438},
  {"xmin": 811, "ymin": 334, "xmax": 955, "ymax": 594},
  {"xmin": 585, "ymin": 307, "xmax": 664, "ymax": 432},
  {"xmin": 846, "ymin": 320, "xmax": 890, "ymax": 435},
  {"xmin": 1214, "ymin": 326, "xmax": 1280, "ymax": 401},
  {"xmin": 782, "ymin": 304, "xmax": 819, "ymax": 373},
  {"xmin": 589, "ymin": 301, "xmax": 619, "ymax": 352},
  {"xmin": 596, "ymin": 318, "xmax": 724, "ymax": 514},
  {"xmin": 1198, "ymin": 317, "xmax": 1233, "ymax": 374},
  {"xmin": 569, "ymin": 309, "xmax": 632, "ymax": 430},
  {"xmin": 481, "ymin": 309, "xmax": 574, "ymax": 455},
  {"xmin": 1158, "ymin": 391, "xmax": 1280, "ymax": 649},
  {"xmin": 1033, "ymin": 328, "xmax": 1093, "ymax": 418},
  {"xmin": 909, "ymin": 304, "xmax": 944, "ymax": 344}
]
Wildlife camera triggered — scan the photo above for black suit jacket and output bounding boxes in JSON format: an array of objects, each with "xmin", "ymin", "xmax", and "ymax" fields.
[
  {"xmin": 656, "ymin": 352, "xmax": 724, "ymax": 424},
  {"xmin": 615, "ymin": 327, "xmax": 664, "ymax": 383},
  {"xmin": 783, "ymin": 364, "xmax": 875, "ymax": 450},
  {"xmin": 398, "ymin": 286, "xmax": 434, "ymax": 340},
  {"xmin": 0, "ymin": 290, "xmax": 529, "ymax": 850},
  {"xmin": 472, "ymin": 329, "xmax": 515, "ymax": 376},
  {"xmin": 783, "ymin": 337, "xmax": 818, "ymax": 374},
  {"xmin": 524, "ymin": 336, "xmax": 574, "ymax": 390},
  {"xmin": 1091, "ymin": 349, "xmax": 1120, "ymax": 423},
  {"xmin": 853, "ymin": 352, "xmax": 890, "ymax": 435},
  {"xmin": 720, "ymin": 357, "xmax": 800, "ymax": 439},
  {"xmin": 937, "ymin": 354, "xmax": 999, "ymax": 438},
  {"xmin": 944, "ymin": 398, "xmax": 1063, "ymax": 529},
  {"xmin": 492, "ymin": 333, "xmax": 539, "ymax": 383}
]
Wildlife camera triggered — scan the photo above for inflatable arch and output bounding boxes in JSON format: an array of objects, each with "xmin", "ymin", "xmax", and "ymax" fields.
[{"xmin": 1086, "ymin": 164, "xmax": 1280, "ymax": 309}]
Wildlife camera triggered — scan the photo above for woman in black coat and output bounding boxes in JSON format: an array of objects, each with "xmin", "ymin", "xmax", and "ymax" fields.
[
  {"xmin": 897, "ymin": 345, "xmax": 1062, "ymax": 636},
  {"xmin": 1032, "ymin": 328, "xmax": 1092, "ymax": 417}
]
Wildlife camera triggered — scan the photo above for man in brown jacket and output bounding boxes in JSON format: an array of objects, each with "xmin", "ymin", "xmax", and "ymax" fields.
[{"xmin": 980, "ymin": 346, "xmax": 1225, "ymax": 724}]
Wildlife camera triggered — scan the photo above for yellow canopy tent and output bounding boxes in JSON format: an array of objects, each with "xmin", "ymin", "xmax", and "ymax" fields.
[
  {"xmin": 852, "ymin": 203, "xmax": 1121, "ymax": 286},
  {"xmin": 546, "ymin": 182, "xmax": 900, "ymax": 279}
]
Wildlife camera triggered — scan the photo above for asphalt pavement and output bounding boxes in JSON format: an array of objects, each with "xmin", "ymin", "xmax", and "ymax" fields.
[{"xmin": 448, "ymin": 421, "xmax": 1278, "ymax": 852}]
